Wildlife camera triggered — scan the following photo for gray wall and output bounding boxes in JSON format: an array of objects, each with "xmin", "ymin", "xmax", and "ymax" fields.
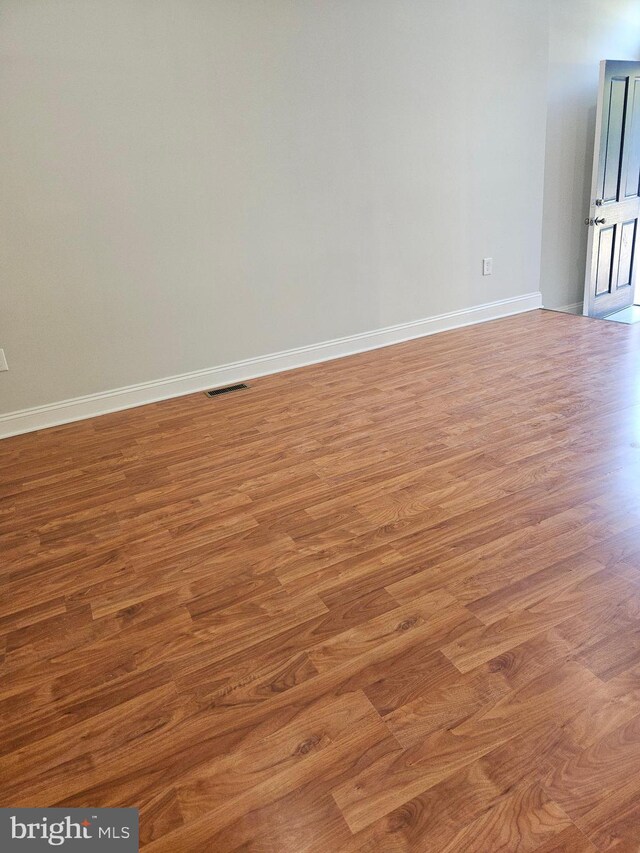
[
  {"xmin": 541, "ymin": 0, "xmax": 640, "ymax": 310},
  {"xmin": 0, "ymin": 0, "xmax": 549, "ymax": 415}
]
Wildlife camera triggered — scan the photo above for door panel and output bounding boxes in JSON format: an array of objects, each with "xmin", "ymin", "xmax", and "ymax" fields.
[
  {"xmin": 584, "ymin": 61, "xmax": 640, "ymax": 318},
  {"xmin": 616, "ymin": 218, "xmax": 637, "ymax": 289},
  {"xmin": 624, "ymin": 80, "xmax": 640, "ymax": 198},
  {"xmin": 602, "ymin": 78, "xmax": 627, "ymax": 203},
  {"xmin": 595, "ymin": 225, "xmax": 616, "ymax": 295}
]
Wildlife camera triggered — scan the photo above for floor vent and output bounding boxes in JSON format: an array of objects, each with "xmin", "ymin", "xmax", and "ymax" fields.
[{"xmin": 204, "ymin": 383, "xmax": 249, "ymax": 398}]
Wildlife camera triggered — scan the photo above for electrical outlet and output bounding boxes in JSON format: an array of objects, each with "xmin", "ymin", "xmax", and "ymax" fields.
[
  {"xmin": 483, "ymin": 258, "xmax": 493, "ymax": 276},
  {"xmin": 0, "ymin": 349, "xmax": 8, "ymax": 372}
]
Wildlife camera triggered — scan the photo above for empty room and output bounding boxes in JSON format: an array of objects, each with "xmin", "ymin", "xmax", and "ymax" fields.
[{"xmin": 3, "ymin": 1, "xmax": 640, "ymax": 850}]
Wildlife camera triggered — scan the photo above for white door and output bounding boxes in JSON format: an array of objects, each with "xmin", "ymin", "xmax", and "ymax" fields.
[{"xmin": 583, "ymin": 60, "xmax": 640, "ymax": 318}]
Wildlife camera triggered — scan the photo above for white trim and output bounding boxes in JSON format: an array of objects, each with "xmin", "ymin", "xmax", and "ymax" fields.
[
  {"xmin": 0, "ymin": 291, "xmax": 542, "ymax": 439},
  {"xmin": 549, "ymin": 302, "xmax": 583, "ymax": 315}
]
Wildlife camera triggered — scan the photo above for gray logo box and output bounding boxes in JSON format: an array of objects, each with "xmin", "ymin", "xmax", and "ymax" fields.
[{"xmin": 0, "ymin": 809, "xmax": 138, "ymax": 851}]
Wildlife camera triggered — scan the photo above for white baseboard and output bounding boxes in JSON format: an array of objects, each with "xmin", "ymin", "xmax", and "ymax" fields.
[
  {"xmin": 0, "ymin": 291, "xmax": 542, "ymax": 439},
  {"xmin": 549, "ymin": 301, "xmax": 583, "ymax": 315}
]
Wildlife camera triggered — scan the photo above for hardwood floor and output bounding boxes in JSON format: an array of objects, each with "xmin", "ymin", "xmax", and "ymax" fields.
[{"xmin": 3, "ymin": 309, "xmax": 640, "ymax": 851}]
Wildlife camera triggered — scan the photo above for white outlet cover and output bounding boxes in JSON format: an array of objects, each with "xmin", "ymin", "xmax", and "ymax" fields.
[
  {"xmin": 0, "ymin": 349, "xmax": 8, "ymax": 371},
  {"xmin": 483, "ymin": 258, "xmax": 493, "ymax": 276}
]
